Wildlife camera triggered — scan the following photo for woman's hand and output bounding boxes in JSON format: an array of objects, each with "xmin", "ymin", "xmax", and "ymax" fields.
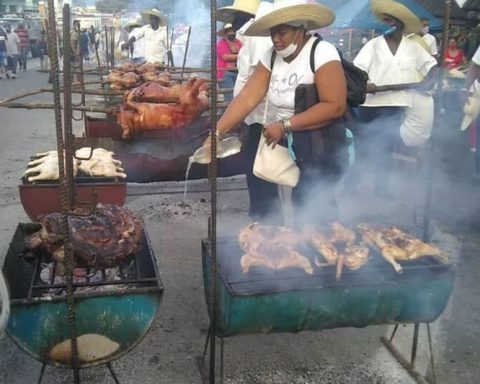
[{"xmin": 263, "ymin": 121, "xmax": 284, "ymax": 148}]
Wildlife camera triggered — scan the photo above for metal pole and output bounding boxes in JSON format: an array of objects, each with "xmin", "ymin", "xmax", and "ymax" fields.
[
  {"xmin": 209, "ymin": 0, "xmax": 219, "ymax": 382},
  {"xmin": 423, "ymin": 0, "xmax": 452, "ymax": 242},
  {"xmin": 181, "ymin": 26, "xmax": 192, "ymax": 79},
  {"xmin": 110, "ymin": 26, "xmax": 115, "ymax": 68},
  {"xmin": 104, "ymin": 26, "xmax": 109, "ymax": 70},
  {"xmin": 62, "ymin": 5, "xmax": 76, "ymax": 209}
]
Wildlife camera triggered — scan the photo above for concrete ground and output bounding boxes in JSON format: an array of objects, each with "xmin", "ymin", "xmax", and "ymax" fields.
[{"xmin": 0, "ymin": 63, "xmax": 479, "ymax": 384}]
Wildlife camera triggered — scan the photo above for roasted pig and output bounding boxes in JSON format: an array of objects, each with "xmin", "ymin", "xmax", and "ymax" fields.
[
  {"xmin": 116, "ymin": 77, "xmax": 210, "ymax": 139},
  {"xmin": 124, "ymin": 82, "xmax": 181, "ymax": 104},
  {"xmin": 24, "ymin": 203, "xmax": 143, "ymax": 268},
  {"xmin": 238, "ymin": 223, "xmax": 313, "ymax": 274}
]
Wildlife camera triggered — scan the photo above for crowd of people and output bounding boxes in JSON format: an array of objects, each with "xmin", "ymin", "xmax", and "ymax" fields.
[
  {"xmin": 205, "ymin": 0, "xmax": 480, "ymax": 225},
  {"xmin": 0, "ymin": 21, "xmax": 31, "ymax": 79}
]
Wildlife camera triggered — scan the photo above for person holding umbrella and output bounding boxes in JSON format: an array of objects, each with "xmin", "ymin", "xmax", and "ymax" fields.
[{"xmin": 122, "ymin": 8, "xmax": 168, "ymax": 64}]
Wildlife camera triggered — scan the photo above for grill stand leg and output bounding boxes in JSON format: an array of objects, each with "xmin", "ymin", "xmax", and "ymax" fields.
[
  {"xmin": 107, "ymin": 362, "xmax": 121, "ymax": 384},
  {"xmin": 37, "ymin": 363, "xmax": 46, "ymax": 384},
  {"xmin": 381, "ymin": 323, "xmax": 437, "ymax": 384},
  {"xmin": 197, "ymin": 325, "xmax": 225, "ymax": 384}
]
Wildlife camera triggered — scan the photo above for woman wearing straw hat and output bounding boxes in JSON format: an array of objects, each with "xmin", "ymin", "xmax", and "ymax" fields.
[
  {"xmin": 208, "ymin": 0, "xmax": 349, "ymax": 224},
  {"xmin": 348, "ymin": 0, "xmax": 438, "ymax": 198},
  {"xmin": 122, "ymin": 8, "xmax": 167, "ymax": 64},
  {"xmin": 217, "ymin": 23, "xmax": 242, "ymax": 102}
]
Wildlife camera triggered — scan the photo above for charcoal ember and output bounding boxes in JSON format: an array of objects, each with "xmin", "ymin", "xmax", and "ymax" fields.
[{"xmin": 24, "ymin": 203, "xmax": 143, "ymax": 268}]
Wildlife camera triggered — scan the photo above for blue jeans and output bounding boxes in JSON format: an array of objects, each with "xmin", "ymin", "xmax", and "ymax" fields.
[
  {"xmin": 0, "ymin": 51, "xmax": 6, "ymax": 69},
  {"xmin": 219, "ymin": 71, "xmax": 237, "ymax": 102}
]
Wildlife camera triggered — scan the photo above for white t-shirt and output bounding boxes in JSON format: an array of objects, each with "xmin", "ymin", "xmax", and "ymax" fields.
[
  {"xmin": 132, "ymin": 25, "xmax": 167, "ymax": 64},
  {"xmin": 354, "ymin": 35, "xmax": 437, "ymax": 107},
  {"xmin": 472, "ymin": 45, "xmax": 480, "ymax": 65},
  {"xmin": 422, "ymin": 33, "xmax": 438, "ymax": 56},
  {"xmin": 259, "ymin": 37, "xmax": 340, "ymax": 123},
  {"xmin": 234, "ymin": 18, "xmax": 273, "ymax": 125}
]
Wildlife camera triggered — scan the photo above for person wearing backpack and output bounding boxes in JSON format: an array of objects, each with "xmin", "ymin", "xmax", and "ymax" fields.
[
  {"xmin": 205, "ymin": 0, "xmax": 348, "ymax": 225},
  {"xmin": 349, "ymin": 0, "xmax": 437, "ymax": 198}
]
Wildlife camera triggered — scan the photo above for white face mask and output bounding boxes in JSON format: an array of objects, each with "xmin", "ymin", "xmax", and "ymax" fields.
[
  {"xmin": 423, "ymin": 26, "xmax": 429, "ymax": 34},
  {"xmin": 275, "ymin": 29, "xmax": 300, "ymax": 58}
]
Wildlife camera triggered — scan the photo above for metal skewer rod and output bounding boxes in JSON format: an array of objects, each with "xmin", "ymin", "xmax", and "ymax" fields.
[
  {"xmin": 208, "ymin": 0, "xmax": 219, "ymax": 382},
  {"xmin": 181, "ymin": 26, "xmax": 192, "ymax": 79}
]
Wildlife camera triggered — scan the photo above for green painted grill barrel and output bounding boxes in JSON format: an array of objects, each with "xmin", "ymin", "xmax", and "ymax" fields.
[
  {"xmin": 202, "ymin": 238, "xmax": 454, "ymax": 337},
  {"xmin": 2, "ymin": 223, "xmax": 164, "ymax": 368}
]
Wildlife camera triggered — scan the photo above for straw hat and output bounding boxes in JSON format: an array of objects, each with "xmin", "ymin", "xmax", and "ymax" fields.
[
  {"xmin": 371, "ymin": 0, "xmax": 422, "ymax": 35},
  {"xmin": 244, "ymin": 0, "xmax": 335, "ymax": 37},
  {"xmin": 217, "ymin": 0, "xmax": 261, "ymax": 23},
  {"xmin": 217, "ymin": 23, "xmax": 234, "ymax": 37},
  {"xmin": 141, "ymin": 8, "xmax": 167, "ymax": 26}
]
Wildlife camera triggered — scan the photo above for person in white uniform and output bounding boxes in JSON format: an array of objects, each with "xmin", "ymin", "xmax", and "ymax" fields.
[
  {"xmin": 420, "ymin": 17, "xmax": 438, "ymax": 58},
  {"xmin": 119, "ymin": 22, "xmax": 145, "ymax": 62},
  {"xmin": 350, "ymin": 0, "xmax": 437, "ymax": 197},
  {"xmin": 123, "ymin": 8, "xmax": 167, "ymax": 64},
  {"xmin": 208, "ymin": 0, "xmax": 348, "ymax": 224}
]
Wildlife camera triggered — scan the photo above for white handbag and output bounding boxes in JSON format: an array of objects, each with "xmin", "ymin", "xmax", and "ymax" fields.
[{"xmin": 252, "ymin": 97, "xmax": 300, "ymax": 187}]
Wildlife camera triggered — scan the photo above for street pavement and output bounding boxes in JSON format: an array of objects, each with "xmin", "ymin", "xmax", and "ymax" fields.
[{"xmin": 0, "ymin": 63, "xmax": 479, "ymax": 384}]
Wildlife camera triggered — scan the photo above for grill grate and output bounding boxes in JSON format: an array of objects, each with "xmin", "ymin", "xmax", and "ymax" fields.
[
  {"xmin": 203, "ymin": 237, "xmax": 453, "ymax": 296},
  {"xmin": 4, "ymin": 223, "xmax": 163, "ymax": 304}
]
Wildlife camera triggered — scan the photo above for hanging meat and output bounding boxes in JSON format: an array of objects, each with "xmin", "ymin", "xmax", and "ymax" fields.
[
  {"xmin": 124, "ymin": 82, "xmax": 182, "ymax": 104},
  {"xmin": 116, "ymin": 77, "xmax": 210, "ymax": 139},
  {"xmin": 24, "ymin": 203, "xmax": 143, "ymax": 268}
]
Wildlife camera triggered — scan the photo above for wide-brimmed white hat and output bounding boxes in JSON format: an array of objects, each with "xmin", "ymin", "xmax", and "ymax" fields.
[
  {"xmin": 461, "ymin": 83, "xmax": 480, "ymax": 131},
  {"xmin": 217, "ymin": 23, "xmax": 234, "ymax": 37},
  {"xmin": 217, "ymin": 0, "xmax": 261, "ymax": 23},
  {"xmin": 141, "ymin": 8, "xmax": 167, "ymax": 26},
  {"xmin": 244, "ymin": 0, "xmax": 335, "ymax": 37},
  {"xmin": 371, "ymin": 0, "xmax": 422, "ymax": 34}
]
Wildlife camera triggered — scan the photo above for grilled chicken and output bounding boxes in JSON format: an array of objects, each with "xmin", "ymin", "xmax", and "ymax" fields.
[
  {"xmin": 116, "ymin": 77, "xmax": 210, "ymax": 138},
  {"xmin": 304, "ymin": 229, "xmax": 338, "ymax": 266},
  {"xmin": 382, "ymin": 227, "xmax": 448, "ymax": 263},
  {"xmin": 238, "ymin": 223, "xmax": 313, "ymax": 274},
  {"xmin": 329, "ymin": 222, "xmax": 356, "ymax": 244}
]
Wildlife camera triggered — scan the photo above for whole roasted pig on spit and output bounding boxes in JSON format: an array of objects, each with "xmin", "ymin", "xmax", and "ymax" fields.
[
  {"xmin": 124, "ymin": 82, "xmax": 181, "ymax": 104},
  {"xmin": 116, "ymin": 77, "xmax": 210, "ymax": 139},
  {"xmin": 24, "ymin": 203, "xmax": 143, "ymax": 268}
]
